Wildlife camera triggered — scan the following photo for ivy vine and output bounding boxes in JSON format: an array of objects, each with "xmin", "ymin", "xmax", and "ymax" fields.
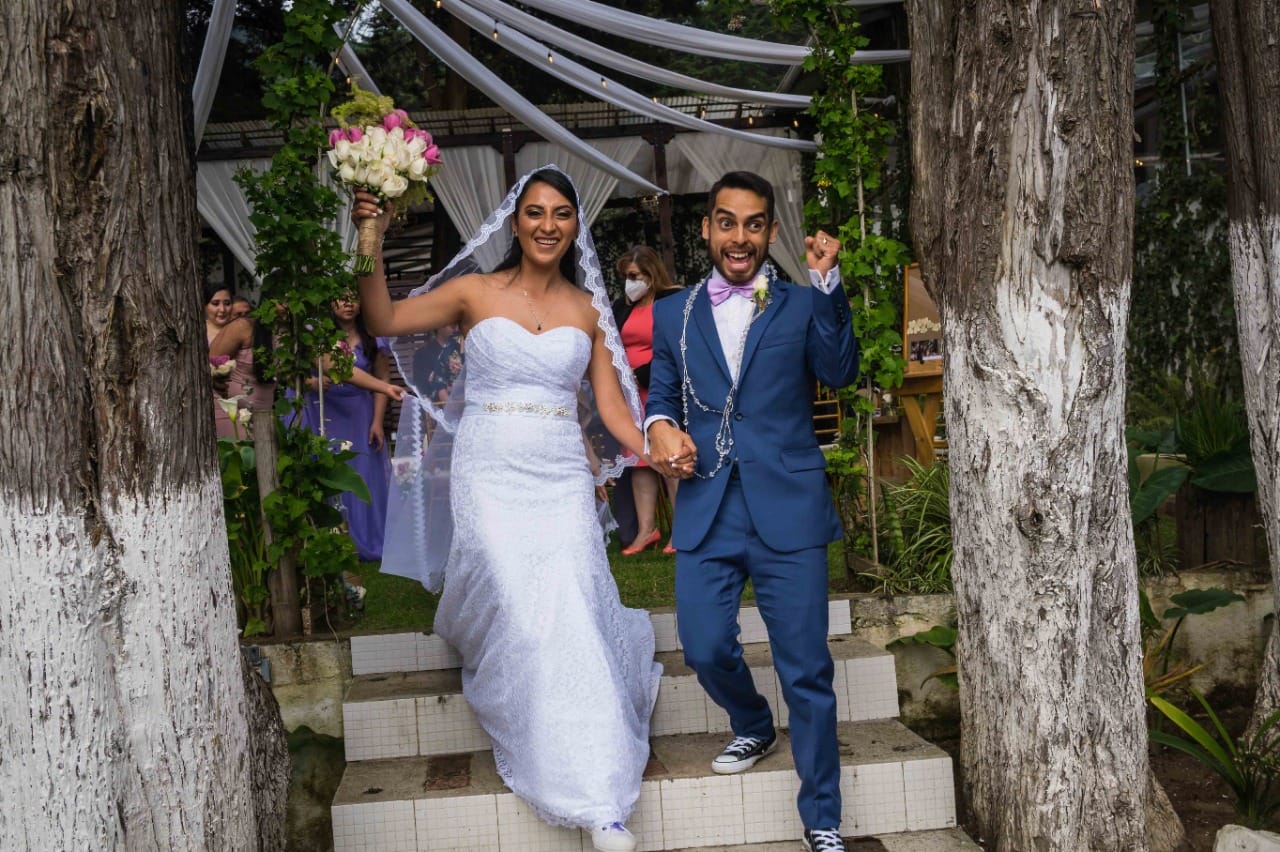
[
  {"xmin": 770, "ymin": 1, "xmax": 912, "ymax": 564},
  {"xmin": 1128, "ymin": 0, "xmax": 1236, "ymax": 400},
  {"xmin": 234, "ymin": 0, "xmax": 367, "ymax": 619}
]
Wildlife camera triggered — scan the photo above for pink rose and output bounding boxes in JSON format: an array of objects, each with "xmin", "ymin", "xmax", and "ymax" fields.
[
  {"xmin": 394, "ymin": 108, "xmax": 409, "ymax": 123},
  {"xmin": 383, "ymin": 112, "xmax": 401, "ymax": 130},
  {"xmin": 423, "ymin": 144, "xmax": 442, "ymax": 165},
  {"xmin": 418, "ymin": 130, "xmax": 434, "ymax": 147},
  {"xmin": 209, "ymin": 354, "xmax": 231, "ymax": 367},
  {"xmin": 329, "ymin": 128, "xmax": 344, "ymax": 147},
  {"xmin": 348, "ymin": 126, "xmax": 363, "ymax": 142}
]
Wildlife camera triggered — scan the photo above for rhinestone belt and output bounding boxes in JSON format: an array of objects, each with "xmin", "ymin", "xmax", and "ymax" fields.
[{"xmin": 477, "ymin": 401, "xmax": 572, "ymax": 418}]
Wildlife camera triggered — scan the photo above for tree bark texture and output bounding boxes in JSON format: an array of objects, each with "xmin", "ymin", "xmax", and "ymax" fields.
[
  {"xmin": 1208, "ymin": 0, "xmax": 1280, "ymax": 737},
  {"xmin": 904, "ymin": 2, "xmax": 1154, "ymax": 849},
  {"xmin": 0, "ymin": 1, "xmax": 269, "ymax": 848}
]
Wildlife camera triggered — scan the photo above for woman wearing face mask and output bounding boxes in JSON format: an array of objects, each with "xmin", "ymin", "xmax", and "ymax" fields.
[{"xmin": 610, "ymin": 245, "xmax": 683, "ymax": 555}]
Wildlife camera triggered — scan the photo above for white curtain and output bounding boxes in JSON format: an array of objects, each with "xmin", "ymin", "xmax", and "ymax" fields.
[
  {"xmin": 196, "ymin": 159, "xmax": 268, "ymax": 276},
  {"xmin": 517, "ymin": 137, "xmax": 646, "ymax": 225},
  {"xmin": 430, "ymin": 146, "xmax": 509, "ymax": 270},
  {"xmin": 673, "ymin": 131, "xmax": 807, "ymax": 285},
  {"xmin": 191, "ymin": 0, "xmax": 237, "ymax": 144}
]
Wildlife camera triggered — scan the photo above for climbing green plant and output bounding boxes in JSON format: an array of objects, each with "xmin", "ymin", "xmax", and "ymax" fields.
[
  {"xmin": 233, "ymin": 0, "xmax": 367, "ymax": 625},
  {"xmin": 770, "ymin": 1, "xmax": 912, "ymax": 564},
  {"xmin": 1128, "ymin": 0, "xmax": 1236, "ymax": 398}
]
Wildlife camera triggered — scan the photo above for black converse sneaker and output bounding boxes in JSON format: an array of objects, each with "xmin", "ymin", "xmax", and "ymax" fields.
[
  {"xmin": 803, "ymin": 828, "xmax": 847, "ymax": 852},
  {"xmin": 710, "ymin": 732, "xmax": 778, "ymax": 774}
]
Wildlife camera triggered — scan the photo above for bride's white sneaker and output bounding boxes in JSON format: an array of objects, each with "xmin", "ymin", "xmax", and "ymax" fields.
[{"xmin": 590, "ymin": 822, "xmax": 637, "ymax": 852}]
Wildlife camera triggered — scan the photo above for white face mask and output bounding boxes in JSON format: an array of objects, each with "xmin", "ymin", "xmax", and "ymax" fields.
[{"xmin": 625, "ymin": 277, "xmax": 650, "ymax": 302}]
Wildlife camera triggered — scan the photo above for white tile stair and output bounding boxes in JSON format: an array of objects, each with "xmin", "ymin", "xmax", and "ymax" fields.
[
  {"xmin": 332, "ymin": 721, "xmax": 958, "ymax": 852},
  {"xmin": 349, "ymin": 601, "xmax": 854, "ymax": 676},
  {"xmin": 333, "ymin": 597, "xmax": 971, "ymax": 851},
  {"xmin": 342, "ymin": 635, "xmax": 899, "ymax": 762}
]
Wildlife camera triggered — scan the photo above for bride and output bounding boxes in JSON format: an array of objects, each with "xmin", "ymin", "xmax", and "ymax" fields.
[{"xmin": 352, "ymin": 167, "xmax": 681, "ymax": 852}]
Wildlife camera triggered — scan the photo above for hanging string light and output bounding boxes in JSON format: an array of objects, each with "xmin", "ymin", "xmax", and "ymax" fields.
[{"xmin": 492, "ymin": 19, "xmax": 499, "ymax": 39}]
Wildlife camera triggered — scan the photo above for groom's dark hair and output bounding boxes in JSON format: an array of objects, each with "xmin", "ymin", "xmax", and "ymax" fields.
[
  {"xmin": 707, "ymin": 171, "xmax": 776, "ymax": 224},
  {"xmin": 494, "ymin": 168, "xmax": 582, "ymax": 285}
]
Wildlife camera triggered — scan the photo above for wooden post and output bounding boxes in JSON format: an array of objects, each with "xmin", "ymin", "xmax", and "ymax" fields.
[
  {"xmin": 253, "ymin": 407, "xmax": 301, "ymax": 637},
  {"xmin": 500, "ymin": 128, "xmax": 517, "ymax": 188},
  {"xmin": 643, "ymin": 124, "xmax": 677, "ymax": 279}
]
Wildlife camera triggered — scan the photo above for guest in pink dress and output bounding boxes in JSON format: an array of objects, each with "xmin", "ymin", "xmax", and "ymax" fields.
[
  {"xmin": 209, "ymin": 303, "xmax": 276, "ymax": 440},
  {"xmin": 610, "ymin": 246, "xmax": 682, "ymax": 555}
]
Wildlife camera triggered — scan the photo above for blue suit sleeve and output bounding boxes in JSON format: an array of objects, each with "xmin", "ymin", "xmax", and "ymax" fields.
[
  {"xmin": 806, "ymin": 281, "xmax": 860, "ymax": 389},
  {"xmin": 646, "ymin": 297, "xmax": 683, "ymax": 425}
]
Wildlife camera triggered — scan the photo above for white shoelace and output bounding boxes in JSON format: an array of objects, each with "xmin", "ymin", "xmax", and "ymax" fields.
[
  {"xmin": 722, "ymin": 735, "xmax": 767, "ymax": 756},
  {"xmin": 807, "ymin": 829, "xmax": 845, "ymax": 851}
]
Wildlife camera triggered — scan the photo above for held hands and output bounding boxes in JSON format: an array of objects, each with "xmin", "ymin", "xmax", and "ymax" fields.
[
  {"xmin": 368, "ymin": 422, "xmax": 386, "ymax": 453},
  {"xmin": 804, "ymin": 229, "xmax": 841, "ymax": 279},
  {"xmin": 647, "ymin": 420, "xmax": 698, "ymax": 480}
]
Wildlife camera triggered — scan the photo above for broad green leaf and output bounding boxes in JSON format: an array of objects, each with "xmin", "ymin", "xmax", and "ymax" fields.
[
  {"xmin": 1130, "ymin": 465, "xmax": 1189, "ymax": 525},
  {"xmin": 1163, "ymin": 587, "xmax": 1245, "ymax": 619}
]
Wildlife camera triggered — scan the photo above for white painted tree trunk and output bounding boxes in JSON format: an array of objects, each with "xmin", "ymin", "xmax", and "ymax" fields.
[
  {"xmin": 904, "ymin": 1, "xmax": 1163, "ymax": 848},
  {"xmin": 1208, "ymin": 0, "xmax": 1280, "ymax": 737},
  {"xmin": 0, "ymin": 0, "xmax": 265, "ymax": 848}
]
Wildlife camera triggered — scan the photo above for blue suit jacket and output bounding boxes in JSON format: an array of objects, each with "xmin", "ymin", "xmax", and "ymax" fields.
[{"xmin": 647, "ymin": 276, "xmax": 859, "ymax": 553}]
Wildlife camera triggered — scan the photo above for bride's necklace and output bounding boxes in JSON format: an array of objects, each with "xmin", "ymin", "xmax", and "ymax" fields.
[{"xmin": 510, "ymin": 271, "xmax": 550, "ymax": 332}]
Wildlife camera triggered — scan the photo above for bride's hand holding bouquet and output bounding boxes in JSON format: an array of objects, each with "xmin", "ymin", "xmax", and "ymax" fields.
[{"xmin": 329, "ymin": 85, "xmax": 443, "ymax": 274}]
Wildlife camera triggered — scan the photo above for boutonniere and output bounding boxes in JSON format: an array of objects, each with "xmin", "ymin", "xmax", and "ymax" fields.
[{"xmin": 752, "ymin": 273, "xmax": 771, "ymax": 311}]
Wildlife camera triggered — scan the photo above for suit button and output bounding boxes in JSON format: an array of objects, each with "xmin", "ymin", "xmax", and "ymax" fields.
[{"xmin": 734, "ymin": 412, "xmax": 744, "ymax": 421}]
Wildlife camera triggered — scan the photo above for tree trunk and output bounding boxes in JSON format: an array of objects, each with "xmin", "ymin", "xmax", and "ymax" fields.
[
  {"xmin": 0, "ymin": 1, "xmax": 280, "ymax": 848},
  {"xmin": 1208, "ymin": 0, "xmax": 1280, "ymax": 736},
  {"xmin": 904, "ymin": 2, "xmax": 1157, "ymax": 849},
  {"xmin": 253, "ymin": 407, "xmax": 302, "ymax": 637}
]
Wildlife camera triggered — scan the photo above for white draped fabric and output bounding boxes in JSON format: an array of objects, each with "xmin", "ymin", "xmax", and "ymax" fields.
[
  {"xmin": 381, "ymin": 0, "xmax": 663, "ymax": 195},
  {"xmin": 334, "ymin": 26, "xmax": 383, "ymax": 96},
  {"xmin": 517, "ymin": 0, "xmax": 909, "ymax": 65},
  {"xmin": 196, "ymin": 159, "xmax": 268, "ymax": 275},
  {"xmin": 191, "ymin": 0, "xmax": 236, "ymax": 144},
  {"xmin": 430, "ymin": 146, "xmax": 509, "ymax": 270},
  {"xmin": 516, "ymin": 138, "xmax": 647, "ymax": 225},
  {"xmin": 458, "ymin": 0, "xmax": 811, "ymax": 109},
  {"xmin": 673, "ymin": 131, "xmax": 807, "ymax": 285},
  {"xmin": 448, "ymin": 0, "xmax": 815, "ymax": 152}
]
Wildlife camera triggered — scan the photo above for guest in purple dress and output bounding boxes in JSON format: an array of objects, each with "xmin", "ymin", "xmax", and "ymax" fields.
[{"xmin": 295, "ymin": 297, "xmax": 402, "ymax": 561}]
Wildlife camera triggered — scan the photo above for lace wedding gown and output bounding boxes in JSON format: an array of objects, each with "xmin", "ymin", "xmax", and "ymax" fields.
[{"xmin": 433, "ymin": 316, "xmax": 662, "ymax": 828}]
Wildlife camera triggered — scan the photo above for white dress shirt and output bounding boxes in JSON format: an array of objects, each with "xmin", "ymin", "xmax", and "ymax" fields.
[{"xmin": 643, "ymin": 266, "xmax": 842, "ymax": 447}]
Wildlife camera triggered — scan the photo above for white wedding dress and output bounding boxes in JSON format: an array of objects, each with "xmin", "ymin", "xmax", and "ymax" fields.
[{"xmin": 433, "ymin": 316, "xmax": 662, "ymax": 828}]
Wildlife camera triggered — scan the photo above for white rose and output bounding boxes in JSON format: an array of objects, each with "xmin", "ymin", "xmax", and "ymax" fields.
[
  {"xmin": 752, "ymin": 273, "xmax": 769, "ymax": 295},
  {"xmin": 408, "ymin": 157, "xmax": 427, "ymax": 178},
  {"xmin": 389, "ymin": 126, "xmax": 405, "ymax": 141},
  {"xmin": 406, "ymin": 136, "xmax": 427, "ymax": 157},
  {"xmin": 327, "ymin": 149, "xmax": 340, "ymax": 169},
  {"xmin": 382, "ymin": 174, "xmax": 409, "ymax": 197},
  {"xmin": 364, "ymin": 168, "xmax": 385, "ymax": 190},
  {"xmin": 354, "ymin": 166, "xmax": 369, "ymax": 185},
  {"xmin": 366, "ymin": 126, "xmax": 387, "ymax": 148},
  {"xmin": 339, "ymin": 163, "xmax": 356, "ymax": 183},
  {"xmin": 335, "ymin": 139, "xmax": 352, "ymax": 162}
]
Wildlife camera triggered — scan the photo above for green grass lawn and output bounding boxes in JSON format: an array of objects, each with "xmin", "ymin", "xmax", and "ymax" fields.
[{"xmin": 354, "ymin": 540, "xmax": 848, "ymax": 634}]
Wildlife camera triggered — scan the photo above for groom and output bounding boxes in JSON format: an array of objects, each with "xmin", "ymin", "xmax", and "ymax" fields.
[{"xmin": 646, "ymin": 171, "xmax": 858, "ymax": 852}]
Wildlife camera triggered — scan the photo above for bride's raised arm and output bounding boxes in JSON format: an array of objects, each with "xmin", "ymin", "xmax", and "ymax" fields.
[{"xmin": 352, "ymin": 189, "xmax": 467, "ymax": 337}]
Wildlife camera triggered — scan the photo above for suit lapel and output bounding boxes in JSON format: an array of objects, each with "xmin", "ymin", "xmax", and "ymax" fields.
[
  {"xmin": 737, "ymin": 283, "xmax": 789, "ymax": 380},
  {"xmin": 691, "ymin": 285, "xmax": 734, "ymax": 382}
]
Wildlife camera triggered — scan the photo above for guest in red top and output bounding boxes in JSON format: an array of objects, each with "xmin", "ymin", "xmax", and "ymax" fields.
[{"xmin": 610, "ymin": 246, "xmax": 682, "ymax": 555}]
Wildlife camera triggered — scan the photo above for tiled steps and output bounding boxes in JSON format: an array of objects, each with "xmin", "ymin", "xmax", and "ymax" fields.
[
  {"xmin": 349, "ymin": 601, "xmax": 855, "ymax": 676},
  {"xmin": 683, "ymin": 828, "xmax": 980, "ymax": 851},
  {"xmin": 342, "ymin": 635, "xmax": 900, "ymax": 762},
  {"xmin": 332, "ymin": 720, "xmax": 958, "ymax": 852}
]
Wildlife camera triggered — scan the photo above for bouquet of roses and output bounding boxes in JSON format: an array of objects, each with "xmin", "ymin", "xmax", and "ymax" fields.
[
  {"xmin": 330, "ymin": 86, "xmax": 443, "ymax": 274},
  {"xmin": 209, "ymin": 354, "xmax": 235, "ymax": 379}
]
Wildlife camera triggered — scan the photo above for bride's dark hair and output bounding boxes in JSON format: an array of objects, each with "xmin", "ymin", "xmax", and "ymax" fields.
[{"xmin": 493, "ymin": 168, "xmax": 581, "ymax": 285}]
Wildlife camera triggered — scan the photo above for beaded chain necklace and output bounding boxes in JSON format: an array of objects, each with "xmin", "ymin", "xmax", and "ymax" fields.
[{"xmin": 677, "ymin": 262, "xmax": 776, "ymax": 480}]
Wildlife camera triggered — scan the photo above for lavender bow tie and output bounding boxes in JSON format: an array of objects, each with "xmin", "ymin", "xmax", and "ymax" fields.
[{"xmin": 707, "ymin": 277, "xmax": 755, "ymax": 306}]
